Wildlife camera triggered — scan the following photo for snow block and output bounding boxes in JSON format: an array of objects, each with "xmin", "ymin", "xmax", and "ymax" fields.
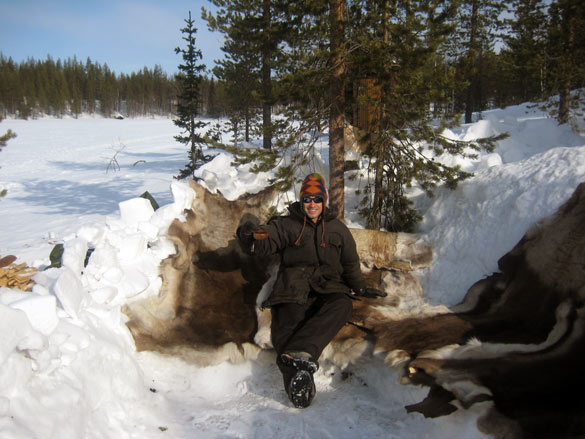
[
  {"xmin": 0, "ymin": 304, "xmax": 37, "ymax": 365},
  {"xmin": 53, "ymin": 268, "xmax": 84, "ymax": 319},
  {"xmin": 9, "ymin": 294, "xmax": 59, "ymax": 335},
  {"xmin": 89, "ymin": 287, "xmax": 118, "ymax": 305},
  {"xmin": 62, "ymin": 238, "xmax": 88, "ymax": 275},
  {"xmin": 117, "ymin": 234, "xmax": 147, "ymax": 261},
  {"xmin": 76, "ymin": 226, "xmax": 103, "ymax": 248},
  {"xmin": 119, "ymin": 268, "xmax": 149, "ymax": 298},
  {"xmin": 170, "ymin": 180, "xmax": 195, "ymax": 211},
  {"xmin": 118, "ymin": 198, "xmax": 154, "ymax": 225}
]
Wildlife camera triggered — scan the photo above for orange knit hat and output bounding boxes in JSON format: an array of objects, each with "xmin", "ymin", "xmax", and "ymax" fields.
[
  {"xmin": 299, "ymin": 173, "xmax": 328, "ymax": 206},
  {"xmin": 296, "ymin": 173, "xmax": 328, "ymax": 247}
]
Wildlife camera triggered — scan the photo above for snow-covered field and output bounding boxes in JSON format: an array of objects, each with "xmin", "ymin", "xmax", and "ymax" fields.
[{"xmin": 0, "ymin": 106, "xmax": 584, "ymax": 439}]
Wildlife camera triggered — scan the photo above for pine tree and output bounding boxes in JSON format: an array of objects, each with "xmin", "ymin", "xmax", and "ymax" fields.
[
  {"xmin": 85, "ymin": 58, "xmax": 97, "ymax": 114},
  {"xmin": 0, "ymin": 116, "xmax": 15, "ymax": 151},
  {"xmin": 0, "ymin": 114, "xmax": 16, "ymax": 197},
  {"xmin": 174, "ymin": 11, "xmax": 212, "ymax": 180},
  {"xmin": 204, "ymin": 12, "xmax": 261, "ymax": 144},
  {"xmin": 203, "ymin": 0, "xmax": 293, "ymax": 150},
  {"xmin": 503, "ymin": 0, "xmax": 548, "ymax": 102},
  {"xmin": 546, "ymin": 0, "xmax": 585, "ymax": 125},
  {"xmin": 447, "ymin": 0, "xmax": 506, "ymax": 122},
  {"xmin": 345, "ymin": 0, "xmax": 508, "ymax": 231}
]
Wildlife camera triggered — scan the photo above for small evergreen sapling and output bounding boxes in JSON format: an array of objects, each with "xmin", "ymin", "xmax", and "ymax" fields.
[
  {"xmin": 0, "ymin": 115, "xmax": 16, "ymax": 198},
  {"xmin": 174, "ymin": 11, "xmax": 213, "ymax": 180}
]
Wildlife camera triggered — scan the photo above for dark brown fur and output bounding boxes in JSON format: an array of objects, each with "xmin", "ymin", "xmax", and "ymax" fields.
[
  {"xmin": 404, "ymin": 182, "xmax": 585, "ymax": 438},
  {"xmin": 125, "ymin": 179, "xmax": 585, "ymax": 439}
]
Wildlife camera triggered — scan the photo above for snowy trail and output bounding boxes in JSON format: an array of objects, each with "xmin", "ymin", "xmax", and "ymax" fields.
[{"xmin": 136, "ymin": 351, "xmax": 487, "ymax": 439}]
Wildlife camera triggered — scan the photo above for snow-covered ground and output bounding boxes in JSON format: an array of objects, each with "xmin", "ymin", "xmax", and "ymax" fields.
[{"xmin": 0, "ymin": 105, "xmax": 584, "ymax": 439}]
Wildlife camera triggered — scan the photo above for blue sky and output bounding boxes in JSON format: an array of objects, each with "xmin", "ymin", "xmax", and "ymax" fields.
[{"xmin": 0, "ymin": 0, "xmax": 224, "ymax": 76}]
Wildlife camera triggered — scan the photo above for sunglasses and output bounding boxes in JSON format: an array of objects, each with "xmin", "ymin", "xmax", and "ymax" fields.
[{"xmin": 302, "ymin": 195, "xmax": 324, "ymax": 204}]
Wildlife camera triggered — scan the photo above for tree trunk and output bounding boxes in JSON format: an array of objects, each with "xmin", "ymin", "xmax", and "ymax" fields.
[
  {"xmin": 558, "ymin": 80, "xmax": 570, "ymax": 124},
  {"xmin": 329, "ymin": 0, "xmax": 346, "ymax": 219},
  {"xmin": 261, "ymin": 0, "xmax": 273, "ymax": 149},
  {"xmin": 464, "ymin": 0, "xmax": 479, "ymax": 124},
  {"xmin": 557, "ymin": 0, "xmax": 576, "ymax": 125},
  {"xmin": 368, "ymin": 2, "xmax": 389, "ymax": 230},
  {"xmin": 245, "ymin": 106, "xmax": 251, "ymax": 142}
]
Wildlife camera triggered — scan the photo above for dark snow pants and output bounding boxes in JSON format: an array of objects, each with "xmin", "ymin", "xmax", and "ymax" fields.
[{"xmin": 271, "ymin": 291, "xmax": 353, "ymax": 389}]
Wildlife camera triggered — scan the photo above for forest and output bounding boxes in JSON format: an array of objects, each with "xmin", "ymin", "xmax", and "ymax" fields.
[
  {"xmin": 0, "ymin": 55, "xmax": 223, "ymax": 119},
  {"xmin": 1, "ymin": 0, "xmax": 583, "ymax": 231},
  {"xmin": 0, "ymin": 0, "xmax": 582, "ymax": 124}
]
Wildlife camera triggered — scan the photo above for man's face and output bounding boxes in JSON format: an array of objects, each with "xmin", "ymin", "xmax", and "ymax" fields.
[{"xmin": 302, "ymin": 195, "xmax": 324, "ymax": 222}]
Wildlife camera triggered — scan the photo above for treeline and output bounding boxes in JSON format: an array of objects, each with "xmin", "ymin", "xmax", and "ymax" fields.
[{"xmin": 0, "ymin": 55, "xmax": 224, "ymax": 119}]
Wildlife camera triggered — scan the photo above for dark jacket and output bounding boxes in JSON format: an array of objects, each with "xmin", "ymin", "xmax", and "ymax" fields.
[{"xmin": 250, "ymin": 202, "xmax": 366, "ymax": 308}]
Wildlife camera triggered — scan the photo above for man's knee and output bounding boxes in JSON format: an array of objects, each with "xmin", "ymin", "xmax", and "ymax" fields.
[{"xmin": 322, "ymin": 293, "xmax": 353, "ymax": 321}]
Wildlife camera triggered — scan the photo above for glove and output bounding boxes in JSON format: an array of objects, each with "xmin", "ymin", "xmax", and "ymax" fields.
[
  {"xmin": 237, "ymin": 221, "xmax": 268, "ymax": 242},
  {"xmin": 236, "ymin": 221, "xmax": 268, "ymax": 254},
  {"xmin": 237, "ymin": 221, "xmax": 256, "ymax": 241},
  {"xmin": 237, "ymin": 221, "xmax": 256, "ymax": 252},
  {"xmin": 354, "ymin": 287, "xmax": 387, "ymax": 299}
]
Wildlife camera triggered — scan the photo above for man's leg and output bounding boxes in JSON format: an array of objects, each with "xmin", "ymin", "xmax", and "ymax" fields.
[
  {"xmin": 282, "ymin": 292, "xmax": 353, "ymax": 360},
  {"xmin": 271, "ymin": 293, "xmax": 353, "ymax": 408},
  {"xmin": 270, "ymin": 298, "xmax": 316, "ymax": 357}
]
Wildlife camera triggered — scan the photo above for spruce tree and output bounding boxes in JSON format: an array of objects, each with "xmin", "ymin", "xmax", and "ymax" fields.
[
  {"xmin": 203, "ymin": 0, "xmax": 293, "ymax": 150},
  {"xmin": 344, "ymin": 0, "xmax": 508, "ymax": 231},
  {"xmin": 0, "ymin": 116, "xmax": 15, "ymax": 151},
  {"xmin": 0, "ymin": 115, "xmax": 16, "ymax": 198},
  {"xmin": 205, "ymin": 12, "xmax": 261, "ymax": 145},
  {"xmin": 174, "ymin": 11, "xmax": 212, "ymax": 180},
  {"xmin": 546, "ymin": 0, "xmax": 585, "ymax": 125},
  {"xmin": 446, "ymin": 0, "xmax": 506, "ymax": 122},
  {"xmin": 503, "ymin": 0, "xmax": 548, "ymax": 102}
]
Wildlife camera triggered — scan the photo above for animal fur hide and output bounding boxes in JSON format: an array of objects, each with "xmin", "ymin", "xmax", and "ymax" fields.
[
  {"xmin": 124, "ymin": 179, "xmax": 585, "ymax": 439},
  {"xmin": 403, "ymin": 182, "xmax": 585, "ymax": 438},
  {"xmin": 123, "ymin": 179, "xmax": 436, "ymax": 366}
]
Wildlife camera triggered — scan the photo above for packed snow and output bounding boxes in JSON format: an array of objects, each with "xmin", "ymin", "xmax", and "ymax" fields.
[{"xmin": 0, "ymin": 105, "xmax": 584, "ymax": 439}]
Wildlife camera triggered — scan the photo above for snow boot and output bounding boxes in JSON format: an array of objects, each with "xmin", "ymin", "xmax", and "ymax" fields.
[
  {"xmin": 287, "ymin": 369, "xmax": 316, "ymax": 408},
  {"xmin": 280, "ymin": 351, "xmax": 319, "ymax": 374}
]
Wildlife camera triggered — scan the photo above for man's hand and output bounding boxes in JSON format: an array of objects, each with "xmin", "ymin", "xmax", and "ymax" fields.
[
  {"xmin": 237, "ymin": 221, "xmax": 268, "ymax": 241},
  {"xmin": 354, "ymin": 287, "xmax": 387, "ymax": 299},
  {"xmin": 237, "ymin": 221, "xmax": 257, "ymax": 241},
  {"xmin": 237, "ymin": 221, "xmax": 267, "ymax": 254}
]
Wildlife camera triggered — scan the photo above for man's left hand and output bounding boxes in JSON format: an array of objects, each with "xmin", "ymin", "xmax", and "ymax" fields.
[{"xmin": 354, "ymin": 287, "xmax": 387, "ymax": 298}]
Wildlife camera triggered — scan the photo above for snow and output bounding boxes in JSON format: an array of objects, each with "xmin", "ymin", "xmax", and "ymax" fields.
[{"xmin": 0, "ymin": 102, "xmax": 584, "ymax": 438}]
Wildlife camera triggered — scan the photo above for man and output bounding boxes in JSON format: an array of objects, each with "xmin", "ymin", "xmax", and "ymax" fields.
[{"xmin": 237, "ymin": 173, "xmax": 386, "ymax": 408}]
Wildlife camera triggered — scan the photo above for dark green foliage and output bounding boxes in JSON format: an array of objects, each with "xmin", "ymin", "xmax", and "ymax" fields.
[
  {"xmin": 201, "ymin": 0, "xmax": 513, "ymax": 231},
  {"xmin": 0, "ymin": 54, "xmax": 178, "ymax": 118},
  {"xmin": 140, "ymin": 191, "xmax": 160, "ymax": 211},
  {"xmin": 0, "ymin": 115, "xmax": 15, "ymax": 151},
  {"xmin": 203, "ymin": 2, "xmax": 263, "ymax": 146},
  {"xmin": 501, "ymin": 0, "xmax": 549, "ymax": 103},
  {"xmin": 203, "ymin": 0, "xmax": 299, "ymax": 150},
  {"xmin": 0, "ymin": 114, "xmax": 16, "ymax": 198},
  {"xmin": 47, "ymin": 243, "xmax": 94, "ymax": 269},
  {"xmin": 84, "ymin": 248, "xmax": 95, "ymax": 268},
  {"xmin": 543, "ymin": 0, "xmax": 585, "ymax": 124},
  {"xmin": 48, "ymin": 244, "xmax": 64, "ymax": 269},
  {"xmin": 173, "ymin": 11, "xmax": 213, "ymax": 180},
  {"xmin": 341, "ymin": 0, "xmax": 494, "ymax": 231}
]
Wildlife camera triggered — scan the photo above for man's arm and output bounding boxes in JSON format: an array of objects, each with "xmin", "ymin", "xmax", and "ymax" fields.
[{"xmin": 236, "ymin": 218, "xmax": 283, "ymax": 256}]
